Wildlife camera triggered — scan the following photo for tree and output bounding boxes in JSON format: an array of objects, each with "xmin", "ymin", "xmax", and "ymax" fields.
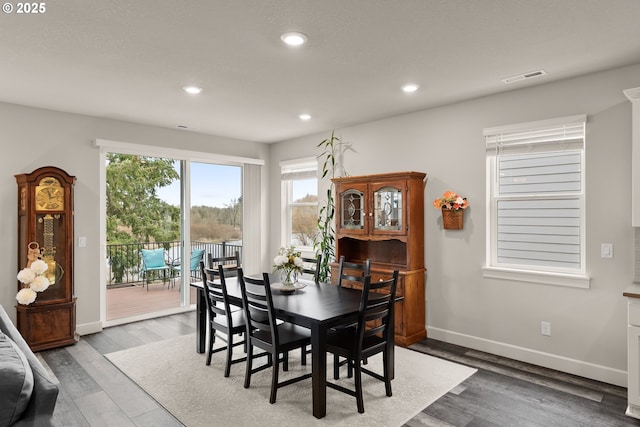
[
  {"xmin": 224, "ymin": 197, "xmax": 243, "ymax": 230},
  {"xmin": 106, "ymin": 154, "xmax": 180, "ymax": 243},
  {"xmin": 292, "ymin": 194, "xmax": 318, "ymax": 246}
]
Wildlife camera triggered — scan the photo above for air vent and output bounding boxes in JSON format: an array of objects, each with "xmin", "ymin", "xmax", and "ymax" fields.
[{"xmin": 502, "ymin": 69, "xmax": 547, "ymax": 84}]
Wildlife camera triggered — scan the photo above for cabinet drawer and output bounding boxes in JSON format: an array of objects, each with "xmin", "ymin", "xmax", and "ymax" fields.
[
  {"xmin": 370, "ymin": 273, "xmax": 404, "ymax": 296},
  {"xmin": 629, "ymin": 302, "xmax": 640, "ymax": 327}
]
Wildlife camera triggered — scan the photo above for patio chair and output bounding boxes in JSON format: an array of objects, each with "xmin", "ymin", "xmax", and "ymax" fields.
[
  {"xmin": 140, "ymin": 248, "xmax": 172, "ymax": 291},
  {"xmin": 171, "ymin": 248, "xmax": 206, "ymax": 284}
]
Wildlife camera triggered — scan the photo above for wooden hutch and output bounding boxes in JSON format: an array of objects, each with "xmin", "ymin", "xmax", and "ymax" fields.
[{"xmin": 331, "ymin": 171, "xmax": 427, "ymax": 346}]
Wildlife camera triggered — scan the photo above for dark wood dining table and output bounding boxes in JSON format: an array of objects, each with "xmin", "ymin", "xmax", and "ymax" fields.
[{"xmin": 190, "ymin": 274, "xmax": 396, "ymax": 419}]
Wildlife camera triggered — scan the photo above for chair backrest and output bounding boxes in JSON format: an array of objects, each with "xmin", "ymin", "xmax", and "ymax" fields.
[
  {"xmin": 200, "ymin": 261, "xmax": 236, "ymax": 322},
  {"xmin": 300, "ymin": 253, "xmax": 322, "ymax": 283},
  {"xmin": 141, "ymin": 248, "xmax": 166, "ymax": 269},
  {"xmin": 237, "ymin": 268, "xmax": 279, "ymax": 348},
  {"xmin": 208, "ymin": 251, "xmax": 241, "ymax": 278},
  {"xmin": 189, "ymin": 249, "xmax": 206, "ymax": 272},
  {"xmin": 336, "ymin": 255, "xmax": 371, "ymax": 288},
  {"xmin": 356, "ymin": 270, "xmax": 399, "ymax": 356}
]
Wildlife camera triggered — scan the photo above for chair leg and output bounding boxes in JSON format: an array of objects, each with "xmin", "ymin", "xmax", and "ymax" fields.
[
  {"xmin": 383, "ymin": 350, "xmax": 392, "ymax": 397},
  {"xmin": 301, "ymin": 346, "xmax": 307, "ymax": 365},
  {"xmin": 224, "ymin": 333, "xmax": 234, "ymax": 377},
  {"xmin": 205, "ymin": 328, "xmax": 214, "ymax": 366},
  {"xmin": 270, "ymin": 353, "xmax": 280, "ymax": 404},
  {"xmin": 244, "ymin": 344, "xmax": 253, "ymax": 389},
  {"xmin": 354, "ymin": 361, "xmax": 364, "ymax": 414},
  {"xmin": 283, "ymin": 351, "xmax": 289, "ymax": 372}
]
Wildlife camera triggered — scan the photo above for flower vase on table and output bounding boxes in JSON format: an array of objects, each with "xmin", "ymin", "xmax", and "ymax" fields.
[
  {"xmin": 274, "ymin": 245, "xmax": 303, "ymax": 287},
  {"xmin": 281, "ymin": 269, "xmax": 298, "ymax": 286}
]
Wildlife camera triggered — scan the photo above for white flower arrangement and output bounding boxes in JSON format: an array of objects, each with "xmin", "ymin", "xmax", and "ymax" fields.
[
  {"xmin": 16, "ymin": 259, "xmax": 51, "ymax": 305},
  {"xmin": 273, "ymin": 245, "xmax": 304, "ymax": 284}
]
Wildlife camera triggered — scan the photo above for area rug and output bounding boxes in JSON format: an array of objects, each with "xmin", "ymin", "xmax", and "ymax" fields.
[{"xmin": 105, "ymin": 334, "xmax": 476, "ymax": 427}]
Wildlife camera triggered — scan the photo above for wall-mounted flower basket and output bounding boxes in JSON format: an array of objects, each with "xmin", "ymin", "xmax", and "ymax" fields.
[
  {"xmin": 442, "ymin": 208, "xmax": 464, "ymax": 230},
  {"xmin": 433, "ymin": 190, "xmax": 468, "ymax": 230}
]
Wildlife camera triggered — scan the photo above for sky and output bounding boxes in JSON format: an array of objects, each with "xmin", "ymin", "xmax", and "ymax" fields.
[
  {"xmin": 156, "ymin": 162, "xmax": 242, "ymax": 207},
  {"xmin": 156, "ymin": 161, "xmax": 318, "ymax": 207}
]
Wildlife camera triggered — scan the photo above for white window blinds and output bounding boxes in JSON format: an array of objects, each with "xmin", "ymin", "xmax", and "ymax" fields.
[{"xmin": 485, "ymin": 115, "xmax": 586, "ymax": 275}]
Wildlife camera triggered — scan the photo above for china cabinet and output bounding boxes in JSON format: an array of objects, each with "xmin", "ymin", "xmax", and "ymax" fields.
[
  {"xmin": 331, "ymin": 171, "xmax": 427, "ymax": 346},
  {"xmin": 15, "ymin": 166, "xmax": 77, "ymax": 351}
]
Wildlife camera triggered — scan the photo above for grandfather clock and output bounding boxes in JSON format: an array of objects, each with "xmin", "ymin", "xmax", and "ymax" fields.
[{"xmin": 15, "ymin": 166, "xmax": 77, "ymax": 351}]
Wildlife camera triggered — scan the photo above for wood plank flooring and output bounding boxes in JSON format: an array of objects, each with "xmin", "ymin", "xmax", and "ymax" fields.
[{"xmin": 38, "ymin": 312, "xmax": 640, "ymax": 426}]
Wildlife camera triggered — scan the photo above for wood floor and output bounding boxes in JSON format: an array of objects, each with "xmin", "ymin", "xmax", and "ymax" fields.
[{"xmin": 38, "ymin": 312, "xmax": 640, "ymax": 426}]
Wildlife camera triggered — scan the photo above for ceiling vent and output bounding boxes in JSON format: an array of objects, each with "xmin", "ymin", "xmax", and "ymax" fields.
[{"xmin": 502, "ymin": 69, "xmax": 547, "ymax": 84}]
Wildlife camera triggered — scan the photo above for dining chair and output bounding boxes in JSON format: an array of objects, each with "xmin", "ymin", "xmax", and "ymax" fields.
[
  {"xmin": 325, "ymin": 270, "xmax": 399, "ymax": 414},
  {"xmin": 237, "ymin": 268, "xmax": 312, "ymax": 404},
  {"xmin": 200, "ymin": 261, "xmax": 251, "ymax": 377},
  {"xmin": 140, "ymin": 248, "xmax": 172, "ymax": 291},
  {"xmin": 208, "ymin": 251, "xmax": 241, "ymax": 277},
  {"xmin": 209, "ymin": 251, "xmax": 242, "ymax": 310},
  {"xmin": 336, "ymin": 255, "xmax": 371, "ymax": 288},
  {"xmin": 300, "ymin": 253, "xmax": 322, "ymax": 284},
  {"xmin": 325, "ymin": 256, "xmax": 372, "ymax": 367}
]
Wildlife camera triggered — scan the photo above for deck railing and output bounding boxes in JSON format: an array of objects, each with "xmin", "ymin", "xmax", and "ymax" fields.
[{"xmin": 106, "ymin": 240, "xmax": 242, "ymax": 288}]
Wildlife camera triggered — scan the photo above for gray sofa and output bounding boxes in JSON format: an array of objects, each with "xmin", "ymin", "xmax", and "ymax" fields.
[{"xmin": 0, "ymin": 304, "xmax": 58, "ymax": 426}]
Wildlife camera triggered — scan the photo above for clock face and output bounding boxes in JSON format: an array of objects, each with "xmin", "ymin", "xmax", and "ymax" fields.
[{"xmin": 35, "ymin": 178, "xmax": 64, "ymax": 211}]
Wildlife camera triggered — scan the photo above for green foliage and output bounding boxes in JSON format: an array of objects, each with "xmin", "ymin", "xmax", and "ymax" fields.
[
  {"xmin": 314, "ymin": 131, "xmax": 349, "ymax": 283},
  {"xmin": 106, "ymin": 154, "xmax": 180, "ymax": 243}
]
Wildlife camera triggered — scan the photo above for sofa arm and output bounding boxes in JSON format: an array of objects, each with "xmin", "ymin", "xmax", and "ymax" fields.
[{"xmin": 0, "ymin": 305, "xmax": 58, "ymax": 426}]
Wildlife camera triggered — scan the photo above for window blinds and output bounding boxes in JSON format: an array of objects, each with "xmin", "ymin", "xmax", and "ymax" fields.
[{"xmin": 485, "ymin": 114, "xmax": 586, "ymax": 273}]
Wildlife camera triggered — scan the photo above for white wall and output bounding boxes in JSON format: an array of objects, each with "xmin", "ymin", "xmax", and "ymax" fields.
[
  {"xmin": 270, "ymin": 63, "xmax": 640, "ymax": 386},
  {"xmin": 0, "ymin": 103, "xmax": 269, "ymax": 333}
]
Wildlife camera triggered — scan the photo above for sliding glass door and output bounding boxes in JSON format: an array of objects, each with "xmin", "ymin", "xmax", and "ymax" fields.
[{"xmin": 105, "ymin": 154, "xmax": 242, "ymax": 323}]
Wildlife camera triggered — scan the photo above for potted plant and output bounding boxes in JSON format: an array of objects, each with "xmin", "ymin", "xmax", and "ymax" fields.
[{"xmin": 314, "ymin": 131, "xmax": 350, "ymax": 282}]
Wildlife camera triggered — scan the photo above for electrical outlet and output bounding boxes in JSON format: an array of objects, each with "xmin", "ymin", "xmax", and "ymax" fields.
[{"xmin": 541, "ymin": 321, "xmax": 551, "ymax": 336}]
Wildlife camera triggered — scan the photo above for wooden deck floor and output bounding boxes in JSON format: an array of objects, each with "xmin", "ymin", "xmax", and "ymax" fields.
[{"xmin": 106, "ymin": 280, "xmax": 197, "ymax": 321}]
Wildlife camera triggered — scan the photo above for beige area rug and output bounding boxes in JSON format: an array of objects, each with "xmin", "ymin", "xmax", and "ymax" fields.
[{"xmin": 105, "ymin": 334, "xmax": 476, "ymax": 427}]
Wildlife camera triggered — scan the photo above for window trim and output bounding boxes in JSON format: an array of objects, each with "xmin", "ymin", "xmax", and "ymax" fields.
[{"xmin": 483, "ymin": 115, "xmax": 590, "ymax": 288}]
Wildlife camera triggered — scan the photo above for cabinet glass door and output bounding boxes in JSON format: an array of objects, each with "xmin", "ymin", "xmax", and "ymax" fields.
[
  {"xmin": 373, "ymin": 185, "xmax": 403, "ymax": 232},
  {"xmin": 340, "ymin": 189, "xmax": 365, "ymax": 230}
]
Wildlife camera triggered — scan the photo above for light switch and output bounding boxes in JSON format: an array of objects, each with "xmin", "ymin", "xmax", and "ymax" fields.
[
  {"xmin": 78, "ymin": 236, "xmax": 87, "ymax": 248},
  {"xmin": 601, "ymin": 243, "xmax": 613, "ymax": 258}
]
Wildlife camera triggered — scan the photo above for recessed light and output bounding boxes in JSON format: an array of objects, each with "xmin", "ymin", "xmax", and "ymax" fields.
[
  {"xmin": 183, "ymin": 85, "xmax": 203, "ymax": 94},
  {"xmin": 298, "ymin": 113, "xmax": 311, "ymax": 121},
  {"xmin": 402, "ymin": 84, "xmax": 419, "ymax": 93},
  {"xmin": 281, "ymin": 32, "xmax": 308, "ymax": 46}
]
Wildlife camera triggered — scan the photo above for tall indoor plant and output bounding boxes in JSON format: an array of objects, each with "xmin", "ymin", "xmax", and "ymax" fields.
[{"xmin": 314, "ymin": 131, "xmax": 349, "ymax": 282}]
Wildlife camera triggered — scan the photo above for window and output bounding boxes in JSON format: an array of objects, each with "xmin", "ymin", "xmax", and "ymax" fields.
[
  {"xmin": 483, "ymin": 114, "xmax": 590, "ymax": 288},
  {"xmin": 280, "ymin": 158, "xmax": 318, "ymax": 249}
]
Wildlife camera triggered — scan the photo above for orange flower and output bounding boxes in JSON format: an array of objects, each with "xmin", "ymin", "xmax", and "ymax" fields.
[{"xmin": 433, "ymin": 191, "xmax": 469, "ymax": 211}]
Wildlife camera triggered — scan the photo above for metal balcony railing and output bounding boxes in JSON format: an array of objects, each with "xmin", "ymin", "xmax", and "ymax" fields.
[{"xmin": 106, "ymin": 240, "xmax": 242, "ymax": 288}]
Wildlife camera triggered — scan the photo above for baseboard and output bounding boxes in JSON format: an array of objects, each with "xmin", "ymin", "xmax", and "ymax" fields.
[
  {"xmin": 428, "ymin": 326, "xmax": 627, "ymax": 387},
  {"xmin": 76, "ymin": 321, "xmax": 103, "ymax": 336}
]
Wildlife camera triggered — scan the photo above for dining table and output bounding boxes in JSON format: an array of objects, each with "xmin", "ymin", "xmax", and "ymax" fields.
[{"xmin": 190, "ymin": 274, "xmax": 396, "ymax": 419}]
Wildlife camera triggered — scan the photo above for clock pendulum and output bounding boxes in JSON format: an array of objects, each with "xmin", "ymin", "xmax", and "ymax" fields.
[{"xmin": 38, "ymin": 213, "xmax": 63, "ymax": 284}]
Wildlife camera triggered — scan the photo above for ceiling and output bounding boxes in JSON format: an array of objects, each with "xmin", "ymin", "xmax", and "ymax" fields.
[{"xmin": 1, "ymin": 1, "xmax": 640, "ymax": 143}]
